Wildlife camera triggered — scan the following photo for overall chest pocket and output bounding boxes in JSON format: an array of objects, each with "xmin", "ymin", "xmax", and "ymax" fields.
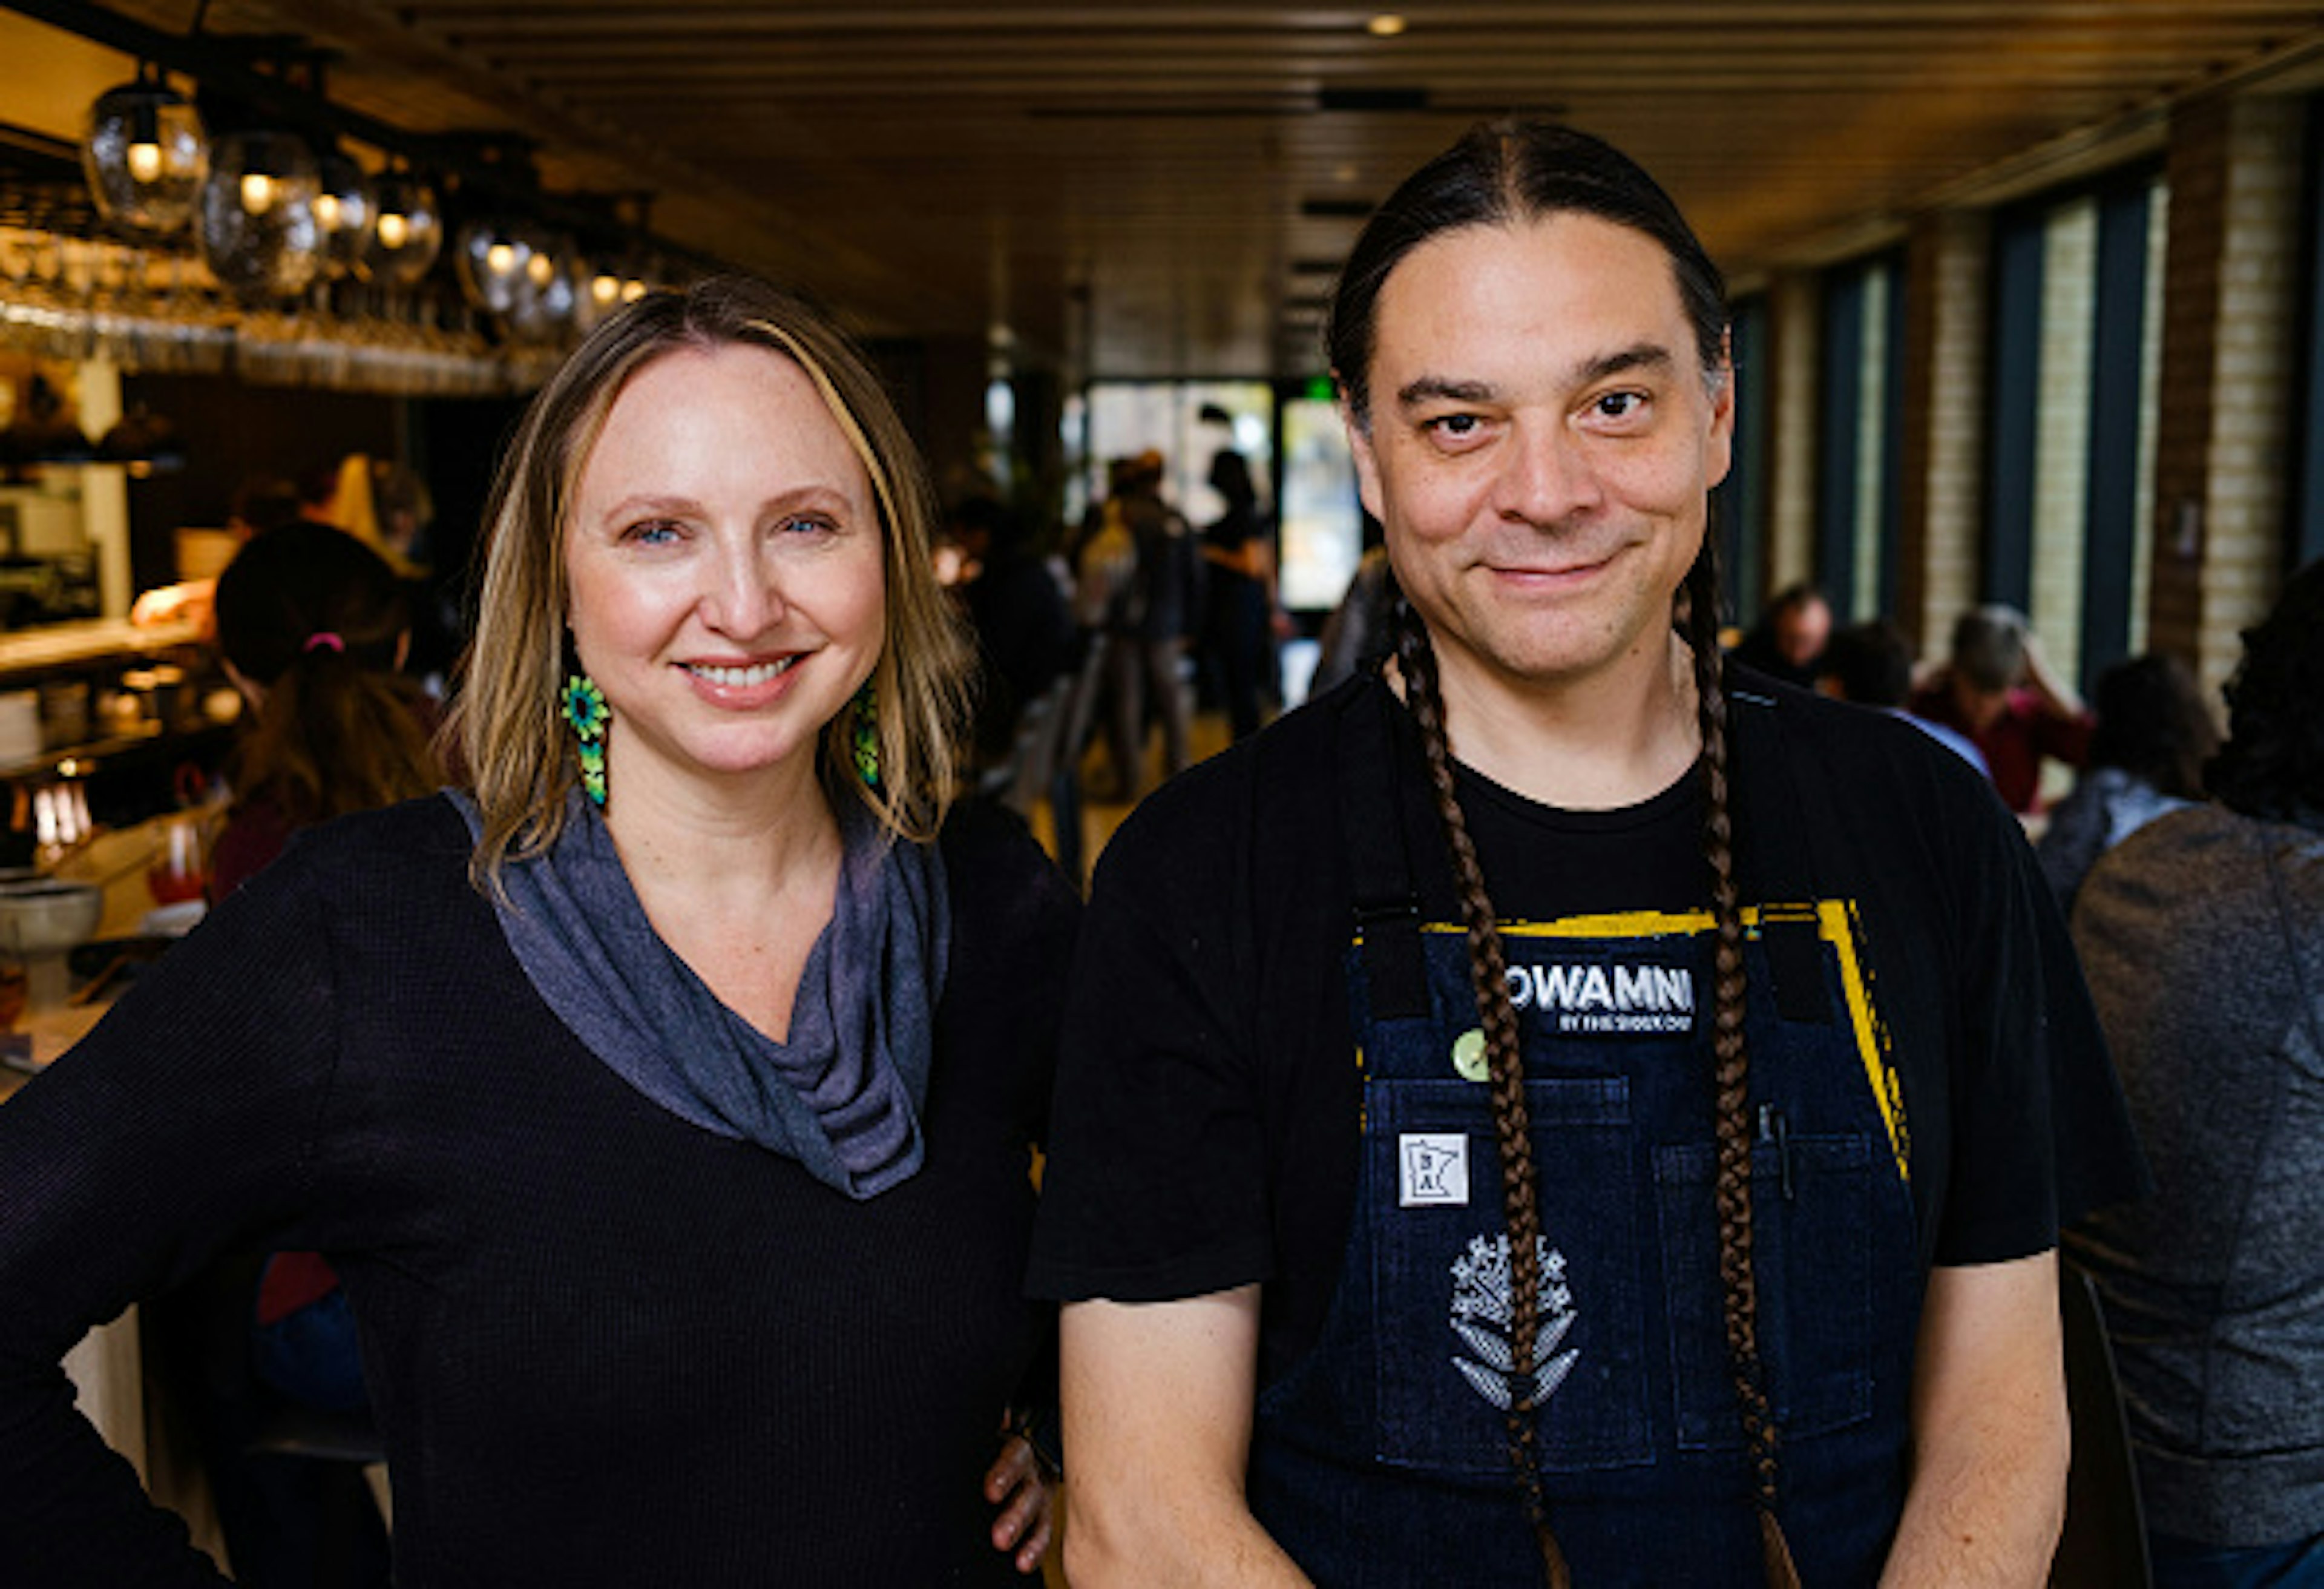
[
  {"xmin": 1365, "ymin": 1077, "xmax": 1653, "ymax": 1475},
  {"xmin": 1652, "ymin": 1132, "xmax": 1878, "ymax": 1450}
]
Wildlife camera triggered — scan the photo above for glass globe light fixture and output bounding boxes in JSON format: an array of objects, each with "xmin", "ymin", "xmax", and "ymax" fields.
[
  {"xmin": 502, "ymin": 231, "xmax": 581, "ymax": 343},
  {"xmin": 455, "ymin": 215, "xmax": 535, "ymax": 316},
  {"xmin": 618, "ymin": 249, "xmax": 671, "ymax": 304},
  {"xmin": 357, "ymin": 170, "xmax": 442, "ymax": 287},
  {"xmin": 311, "ymin": 149, "xmax": 377, "ymax": 278},
  {"xmin": 570, "ymin": 251, "xmax": 628, "ymax": 334},
  {"xmin": 197, "ymin": 130, "xmax": 323, "ymax": 302},
  {"xmin": 81, "ymin": 66, "xmax": 208, "ymax": 235}
]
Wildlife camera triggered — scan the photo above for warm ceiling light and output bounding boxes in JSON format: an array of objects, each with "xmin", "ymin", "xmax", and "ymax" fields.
[
  {"xmin": 485, "ymin": 240, "xmax": 518, "ymax": 278},
  {"xmin": 1366, "ymin": 14, "xmax": 1407, "ymax": 37},
  {"xmin": 358, "ymin": 170, "xmax": 441, "ymax": 288},
  {"xmin": 81, "ymin": 64, "xmax": 207, "ymax": 235},
  {"xmin": 312, "ymin": 151, "xmax": 377, "ymax": 278},
  {"xmin": 198, "ymin": 131, "xmax": 324, "ymax": 302}
]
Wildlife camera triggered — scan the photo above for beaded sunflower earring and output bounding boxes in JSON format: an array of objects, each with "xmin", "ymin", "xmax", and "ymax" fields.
[
  {"xmin": 561, "ymin": 673, "xmax": 610, "ymax": 808},
  {"xmin": 850, "ymin": 682, "xmax": 880, "ymax": 788}
]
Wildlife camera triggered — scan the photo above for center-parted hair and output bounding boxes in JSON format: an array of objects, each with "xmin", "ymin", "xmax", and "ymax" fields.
[
  {"xmin": 447, "ymin": 276, "xmax": 973, "ymax": 890},
  {"xmin": 1336, "ymin": 121, "xmax": 1797, "ymax": 1588}
]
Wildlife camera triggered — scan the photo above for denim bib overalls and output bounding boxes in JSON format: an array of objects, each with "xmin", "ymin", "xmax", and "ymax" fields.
[{"xmin": 1246, "ymin": 689, "xmax": 1925, "ymax": 1587}]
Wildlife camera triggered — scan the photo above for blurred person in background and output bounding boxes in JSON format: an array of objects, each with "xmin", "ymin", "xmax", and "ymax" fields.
[
  {"xmin": 2034, "ymin": 652, "xmax": 2218, "ymax": 912},
  {"xmin": 1089, "ymin": 449, "xmax": 1201, "ymax": 799},
  {"xmin": 0, "ymin": 277, "xmax": 1071, "ymax": 1586},
  {"xmin": 1727, "ymin": 581, "xmax": 1831, "ymax": 689},
  {"xmin": 1910, "ymin": 603, "xmax": 2093, "ymax": 814},
  {"xmin": 2068, "ymin": 560, "xmax": 2324, "ymax": 1589},
  {"xmin": 366, "ymin": 458, "xmax": 466, "ymax": 692},
  {"xmin": 127, "ymin": 473, "xmax": 306, "ymax": 634},
  {"xmin": 1815, "ymin": 616, "xmax": 1989, "ymax": 775},
  {"xmin": 944, "ymin": 495, "xmax": 1076, "ymax": 778},
  {"xmin": 209, "ymin": 521, "xmax": 443, "ymax": 900},
  {"xmin": 149, "ymin": 520, "xmax": 442, "ymax": 1588},
  {"xmin": 1197, "ymin": 433, "xmax": 1278, "ymax": 742}
]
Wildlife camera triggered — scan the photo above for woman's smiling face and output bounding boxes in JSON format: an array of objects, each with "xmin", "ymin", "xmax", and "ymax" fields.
[{"xmin": 564, "ymin": 341, "xmax": 885, "ymax": 806}]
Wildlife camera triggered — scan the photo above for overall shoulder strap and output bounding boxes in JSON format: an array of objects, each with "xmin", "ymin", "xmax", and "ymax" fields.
[
  {"xmin": 1727, "ymin": 682, "xmax": 1835, "ymax": 1024},
  {"xmin": 1336, "ymin": 683, "xmax": 1431, "ymax": 1021}
]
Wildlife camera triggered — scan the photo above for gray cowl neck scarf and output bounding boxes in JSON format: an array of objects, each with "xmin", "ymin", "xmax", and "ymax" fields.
[{"xmin": 448, "ymin": 789, "xmax": 947, "ymax": 1200}]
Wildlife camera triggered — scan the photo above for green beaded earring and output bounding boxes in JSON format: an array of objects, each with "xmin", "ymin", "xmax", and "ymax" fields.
[
  {"xmin": 561, "ymin": 673, "xmax": 609, "ymax": 808},
  {"xmin": 850, "ymin": 682, "xmax": 880, "ymax": 788}
]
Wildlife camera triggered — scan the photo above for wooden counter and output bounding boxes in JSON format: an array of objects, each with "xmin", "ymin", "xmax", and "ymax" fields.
[{"xmin": 0, "ymin": 616, "xmax": 206, "ymax": 684}]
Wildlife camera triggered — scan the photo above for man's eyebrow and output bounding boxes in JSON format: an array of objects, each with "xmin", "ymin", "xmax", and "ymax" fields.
[
  {"xmin": 1393, "ymin": 343, "xmax": 1681, "ymax": 412},
  {"xmin": 1394, "ymin": 375, "xmax": 1498, "ymax": 409},
  {"xmin": 1578, "ymin": 342, "xmax": 1676, "ymax": 383}
]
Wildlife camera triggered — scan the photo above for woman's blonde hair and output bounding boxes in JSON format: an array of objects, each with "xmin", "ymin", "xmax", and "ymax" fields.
[{"xmin": 445, "ymin": 275, "xmax": 972, "ymax": 888}]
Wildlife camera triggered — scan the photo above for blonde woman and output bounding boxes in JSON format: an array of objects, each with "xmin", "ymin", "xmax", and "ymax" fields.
[{"xmin": 0, "ymin": 278, "xmax": 1072, "ymax": 1584}]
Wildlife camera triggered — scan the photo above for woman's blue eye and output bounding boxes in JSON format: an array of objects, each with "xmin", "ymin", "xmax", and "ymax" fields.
[{"xmin": 627, "ymin": 519, "xmax": 681, "ymax": 544}]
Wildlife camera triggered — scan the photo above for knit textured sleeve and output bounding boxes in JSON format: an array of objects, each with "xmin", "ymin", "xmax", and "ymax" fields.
[{"xmin": 0, "ymin": 836, "xmax": 343, "ymax": 1585}]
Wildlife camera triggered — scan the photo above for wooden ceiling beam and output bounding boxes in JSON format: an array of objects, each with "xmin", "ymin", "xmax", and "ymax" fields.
[{"xmin": 405, "ymin": 1, "xmax": 2319, "ymax": 35}]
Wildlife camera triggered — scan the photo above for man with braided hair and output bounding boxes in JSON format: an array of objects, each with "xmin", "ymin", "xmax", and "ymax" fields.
[{"xmin": 1030, "ymin": 121, "xmax": 2142, "ymax": 1587}]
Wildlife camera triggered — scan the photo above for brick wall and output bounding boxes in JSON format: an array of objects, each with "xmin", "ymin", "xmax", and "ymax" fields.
[
  {"xmin": 2151, "ymin": 93, "xmax": 2303, "ymax": 694},
  {"xmin": 1896, "ymin": 209, "xmax": 1989, "ymax": 657}
]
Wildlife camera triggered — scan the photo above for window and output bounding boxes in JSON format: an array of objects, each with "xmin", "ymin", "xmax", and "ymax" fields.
[
  {"xmin": 1814, "ymin": 255, "xmax": 1904, "ymax": 621},
  {"xmin": 1983, "ymin": 168, "xmax": 2165, "ymax": 685}
]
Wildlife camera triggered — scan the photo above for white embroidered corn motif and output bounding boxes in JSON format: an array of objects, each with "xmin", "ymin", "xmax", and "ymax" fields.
[{"xmin": 1449, "ymin": 1232, "xmax": 1578, "ymax": 1411}]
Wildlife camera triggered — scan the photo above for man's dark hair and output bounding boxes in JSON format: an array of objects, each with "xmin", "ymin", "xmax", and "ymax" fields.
[
  {"xmin": 1334, "ymin": 122, "xmax": 1797, "ymax": 1588},
  {"xmin": 1766, "ymin": 582, "xmax": 1825, "ymax": 620},
  {"xmin": 2089, "ymin": 654, "xmax": 2217, "ymax": 801},
  {"xmin": 2207, "ymin": 559, "xmax": 2324, "ymax": 823},
  {"xmin": 1326, "ymin": 120, "xmax": 1727, "ymax": 430},
  {"xmin": 1819, "ymin": 619, "xmax": 1916, "ymax": 709}
]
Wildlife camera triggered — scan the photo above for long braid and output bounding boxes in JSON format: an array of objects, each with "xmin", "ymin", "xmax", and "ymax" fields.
[
  {"xmin": 1394, "ymin": 607, "xmax": 1573, "ymax": 1589},
  {"xmin": 1681, "ymin": 550, "xmax": 1802, "ymax": 1589}
]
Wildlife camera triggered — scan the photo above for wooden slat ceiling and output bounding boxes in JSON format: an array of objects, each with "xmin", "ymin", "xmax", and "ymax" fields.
[{"xmin": 12, "ymin": 1, "xmax": 2324, "ymax": 376}]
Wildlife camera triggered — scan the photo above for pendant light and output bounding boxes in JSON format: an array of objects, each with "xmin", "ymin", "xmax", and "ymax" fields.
[
  {"xmin": 358, "ymin": 166, "xmax": 442, "ymax": 287},
  {"xmin": 502, "ymin": 229, "xmax": 580, "ymax": 343},
  {"xmin": 81, "ymin": 65, "xmax": 208, "ymax": 235},
  {"xmin": 456, "ymin": 215, "xmax": 576, "ymax": 336},
  {"xmin": 197, "ymin": 130, "xmax": 324, "ymax": 301},
  {"xmin": 454, "ymin": 214, "xmax": 530, "ymax": 316},
  {"xmin": 571, "ymin": 251, "xmax": 627, "ymax": 334},
  {"xmin": 312, "ymin": 146, "xmax": 377, "ymax": 278}
]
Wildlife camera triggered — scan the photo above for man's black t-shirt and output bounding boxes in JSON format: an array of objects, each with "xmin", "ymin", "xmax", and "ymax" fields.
[{"xmin": 1029, "ymin": 670, "xmax": 2146, "ymax": 1387}]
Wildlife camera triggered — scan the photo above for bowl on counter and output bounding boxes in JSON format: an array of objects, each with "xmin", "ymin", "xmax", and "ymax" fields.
[{"xmin": 0, "ymin": 877, "xmax": 105, "ymax": 1013}]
